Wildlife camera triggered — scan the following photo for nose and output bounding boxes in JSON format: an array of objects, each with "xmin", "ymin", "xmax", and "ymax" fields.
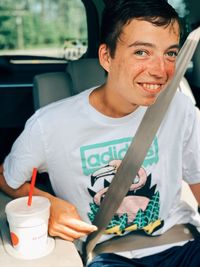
[{"xmin": 148, "ymin": 56, "xmax": 168, "ymax": 80}]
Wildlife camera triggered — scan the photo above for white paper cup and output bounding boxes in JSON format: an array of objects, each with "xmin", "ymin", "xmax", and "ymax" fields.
[{"xmin": 5, "ymin": 196, "xmax": 50, "ymax": 259}]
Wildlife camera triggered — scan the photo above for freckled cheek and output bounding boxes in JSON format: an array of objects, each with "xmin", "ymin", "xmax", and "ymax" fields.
[
  {"xmin": 129, "ymin": 64, "xmax": 146, "ymax": 78},
  {"xmin": 166, "ymin": 63, "xmax": 176, "ymax": 79}
]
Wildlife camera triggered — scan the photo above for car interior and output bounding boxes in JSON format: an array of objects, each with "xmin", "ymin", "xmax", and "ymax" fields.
[{"xmin": 0, "ymin": 0, "xmax": 199, "ymax": 266}]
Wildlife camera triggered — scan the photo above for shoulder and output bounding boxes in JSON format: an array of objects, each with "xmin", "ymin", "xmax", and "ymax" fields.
[
  {"xmin": 33, "ymin": 88, "xmax": 94, "ymax": 123},
  {"xmin": 170, "ymin": 91, "xmax": 196, "ymax": 115},
  {"xmin": 23, "ymin": 88, "xmax": 94, "ymax": 132},
  {"xmin": 166, "ymin": 91, "xmax": 199, "ymax": 131}
]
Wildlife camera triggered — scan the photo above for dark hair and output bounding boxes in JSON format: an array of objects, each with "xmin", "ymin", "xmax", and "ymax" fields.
[{"xmin": 100, "ymin": 0, "xmax": 181, "ymax": 57}]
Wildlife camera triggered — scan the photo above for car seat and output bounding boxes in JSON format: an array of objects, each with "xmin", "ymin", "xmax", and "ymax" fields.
[{"xmin": 33, "ymin": 58, "xmax": 106, "ymax": 110}]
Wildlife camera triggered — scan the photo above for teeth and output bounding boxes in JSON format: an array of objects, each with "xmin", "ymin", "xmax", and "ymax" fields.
[{"xmin": 142, "ymin": 83, "xmax": 161, "ymax": 90}]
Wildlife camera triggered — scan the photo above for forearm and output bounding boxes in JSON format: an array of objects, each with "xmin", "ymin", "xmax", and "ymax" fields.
[
  {"xmin": 0, "ymin": 165, "xmax": 97, "ymax": 241},
  {"xmin": 0, "ymin": 164, "xmax": 53, "ymax": 201}
]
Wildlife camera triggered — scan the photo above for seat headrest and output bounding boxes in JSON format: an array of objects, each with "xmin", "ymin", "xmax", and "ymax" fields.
[{"xmin": 67, "ymin": 58, "xmax": 106, "ymax": 94}]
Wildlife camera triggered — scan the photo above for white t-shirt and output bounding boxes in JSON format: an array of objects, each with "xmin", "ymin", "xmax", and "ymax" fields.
[{"xmin": 3, "ymin": 88, "xmax": 200, "ymax": 258}]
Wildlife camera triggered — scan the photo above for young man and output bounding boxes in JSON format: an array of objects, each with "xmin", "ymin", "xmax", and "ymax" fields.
[{"xmin": 0, "ymin": 0, "xmax": 200, "ymax": 266}]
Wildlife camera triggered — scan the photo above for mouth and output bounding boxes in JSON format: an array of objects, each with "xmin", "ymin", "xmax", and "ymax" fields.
[{"xmin": 138, "ymin": 82, "xmax": 164, "ymax": 94}]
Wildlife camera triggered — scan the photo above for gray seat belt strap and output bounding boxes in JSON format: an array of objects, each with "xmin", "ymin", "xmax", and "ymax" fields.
[
  {"xmin": 84, "ymin": 27, "xmax": 200, "ymax": 261},
  {"xmin": 93, "ymin": 224, "xmax": 195, "ymax": 255}
]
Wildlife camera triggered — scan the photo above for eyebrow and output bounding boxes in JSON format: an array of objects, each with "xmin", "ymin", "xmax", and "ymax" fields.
[{"xmin": 128, "ymin": 41, "xmax": 180, "ymax": 50}]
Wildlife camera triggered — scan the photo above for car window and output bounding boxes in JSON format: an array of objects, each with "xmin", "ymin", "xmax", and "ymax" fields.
[
  {"xmin": 168, "ymin": 0, "xmax": 187, "ymax": 17},
  {"xmin": 168, "ymin": 0, "xmax": 190, "ymax": 42},
  {"xmin": 168, "ymin": 0, "xmax": 200, "ymax": 36},
  {"xmin": 0, "ymin": 0, "xmax": 87, "ymax": 60}
]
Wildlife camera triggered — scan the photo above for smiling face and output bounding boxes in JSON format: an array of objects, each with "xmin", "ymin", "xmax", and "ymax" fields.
[{"xmin": 96, "ymin": 18, "xmax": 180, "ymax": 117}]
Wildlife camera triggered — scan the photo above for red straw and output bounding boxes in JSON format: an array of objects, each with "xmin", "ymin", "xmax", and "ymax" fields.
[{"xmin": 27, "ymin": 168, "xmax": 37, "ymax": 206}]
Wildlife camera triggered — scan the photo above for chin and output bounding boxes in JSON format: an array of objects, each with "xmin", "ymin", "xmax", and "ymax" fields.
[{"xmin": 140, "ymin": 99, "xmax": 157, "ymax": 107}]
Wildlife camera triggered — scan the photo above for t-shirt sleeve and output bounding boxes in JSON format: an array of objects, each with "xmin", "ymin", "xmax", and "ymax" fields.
[
  {"xmin": 3, "ymin": 112, "xmax": 47, "ymax": 189},
  {"xmin": 182, "ymin": 106, "xmax": 200, "ymax": 184}
]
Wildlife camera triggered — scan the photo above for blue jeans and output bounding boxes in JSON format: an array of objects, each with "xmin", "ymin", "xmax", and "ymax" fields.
[{"xmin": 88, "ymin": 237, "xmax": 200, "ymax": 266}]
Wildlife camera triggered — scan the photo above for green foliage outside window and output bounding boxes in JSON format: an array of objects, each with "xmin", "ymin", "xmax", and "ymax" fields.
[{"xmin": 0, "ymin": 0, "xmax": 87, "ymax": 52}]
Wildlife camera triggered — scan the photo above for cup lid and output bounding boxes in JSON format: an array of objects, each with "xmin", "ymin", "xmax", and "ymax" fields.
[{"xmin": 5, "ymin": 196, "xmax": 50, "ymax": 217}]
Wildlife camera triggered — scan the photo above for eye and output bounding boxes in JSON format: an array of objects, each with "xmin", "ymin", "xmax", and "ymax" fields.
[
  {"xmin": 134, "ymin": 50, "xmax": 148, "ymax": 57},
  {"xmin": 166, "ymin": 50, "xmax": 179, "ymax": 60}
]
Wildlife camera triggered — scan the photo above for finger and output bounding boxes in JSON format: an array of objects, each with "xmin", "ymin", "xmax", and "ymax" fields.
[
  {"xmin": 63, "ymin": 218, "xmax": 97, "ymax": 233},
  {"xmin": 49, "ymin": 223, "xmax": 89, "ymax": 240},
  {"xmin": 49, "ymin": 230, "xmax": 74, "ymax": 242}
]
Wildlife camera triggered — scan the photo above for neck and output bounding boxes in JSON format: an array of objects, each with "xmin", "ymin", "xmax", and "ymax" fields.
[{"xmin": 89, "ymin": 85, "xmax": 138, "ymax": 118}]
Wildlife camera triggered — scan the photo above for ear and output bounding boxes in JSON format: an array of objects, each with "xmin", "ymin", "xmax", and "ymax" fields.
[{"xmin": 98, "ymin": 44, "xmax": 111, "ymax": 73}]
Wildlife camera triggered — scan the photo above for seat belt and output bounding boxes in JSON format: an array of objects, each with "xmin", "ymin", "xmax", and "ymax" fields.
[
  {"xmin": 93, "ymin": 224, "xmax": 199, "ymax": 255},
  {"xmin": 83, "ymin": 26, "xmax": 200, "ymax": 263}
]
